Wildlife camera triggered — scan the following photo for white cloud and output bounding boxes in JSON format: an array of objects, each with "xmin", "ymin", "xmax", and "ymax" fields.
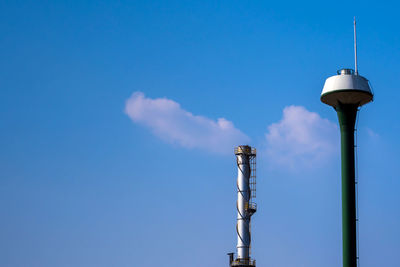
[
  {"xmin": 125, "ymin": 92, "xmax": 250, "ymax": 154},
  {"xmin": 265, "ymin": 105, "xmax": 339, "ymax": 169}
]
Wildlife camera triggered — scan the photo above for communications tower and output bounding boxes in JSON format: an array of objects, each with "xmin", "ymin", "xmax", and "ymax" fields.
[
  {"xmin": 228, "ymin": 145, "xmax": 257, "ymax": 267},
  {"xmin": 320, "ymin": 19, "xmax": 373, "ymax": 267}
]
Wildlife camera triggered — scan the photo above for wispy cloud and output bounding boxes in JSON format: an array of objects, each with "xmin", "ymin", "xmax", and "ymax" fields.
[
  {"xmin": 265, "ymin": 105, "xmax": 338, "ymax": 170},
  {"xmin": 125, "ymin": 92, "xmax": 249, "ymax": 154},
  {"xmin": 366, "ymin": 127, "xmax": 379, "ymax": 139}
]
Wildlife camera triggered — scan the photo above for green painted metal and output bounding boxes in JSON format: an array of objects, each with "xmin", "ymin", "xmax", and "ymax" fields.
[{"xmin": 336, "ymin": 102, "xmax": 358, "ymax": 267}]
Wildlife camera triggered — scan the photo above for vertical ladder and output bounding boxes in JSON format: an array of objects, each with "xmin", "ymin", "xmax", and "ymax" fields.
[{"xmin": 355, "ymin": 108, "xmax": 360, "ymax": 267}]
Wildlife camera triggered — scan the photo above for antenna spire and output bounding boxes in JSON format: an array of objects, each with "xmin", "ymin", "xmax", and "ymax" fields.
[{"xmin": 354, "ymin": 17, "xmax": 358, "ymax": 75}]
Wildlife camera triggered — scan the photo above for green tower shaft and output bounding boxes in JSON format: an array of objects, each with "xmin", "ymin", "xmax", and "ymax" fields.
[{"xmin": 336, "ymin": 103, "xmax": 358, "ymax": 267}]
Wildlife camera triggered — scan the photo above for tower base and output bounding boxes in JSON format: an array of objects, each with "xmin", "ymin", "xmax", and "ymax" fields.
[{"xmin": 230, "ymin": 259, "xmax": 256, "ymax": 267}]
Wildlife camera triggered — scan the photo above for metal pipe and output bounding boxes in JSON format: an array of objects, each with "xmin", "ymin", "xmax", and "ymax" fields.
[
  {"xmin": 336, "ymin": 103, "xmax": 358, "ymax": 267},
  {"xmin": 236, "ymin": 152, "xmax": 251, "ymax": 260},
  {"xmin": 354, "ymin": 17, "xmax": 358, "ymax": 75},
  {"xmin": 227, "ymin": 252, "xmax": 234, "ymax": 266}
]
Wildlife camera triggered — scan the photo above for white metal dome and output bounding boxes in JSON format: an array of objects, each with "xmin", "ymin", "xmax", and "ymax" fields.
[{"xmin": 321, "ymin": 69, "xmax": 373, "ymax": 108}]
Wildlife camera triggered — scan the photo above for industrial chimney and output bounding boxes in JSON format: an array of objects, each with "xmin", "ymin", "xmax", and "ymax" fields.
[
  {"xmin": 320, "ymin": 19, "xmax": 373, "ymax": 267},
  {"xmin": 228, "ymin": 145, "xmax": 257, "ymax": 267}
]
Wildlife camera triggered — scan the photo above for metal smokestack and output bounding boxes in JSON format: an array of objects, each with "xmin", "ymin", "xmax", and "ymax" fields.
[{"xmin": 229, "ymin": 145, "xmax": 257, "ymax": 267}]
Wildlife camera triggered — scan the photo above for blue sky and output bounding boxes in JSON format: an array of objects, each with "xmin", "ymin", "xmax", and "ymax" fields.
[{"xmin": 1, "ymin": 1, "xmax": 399, "ymax": 267}]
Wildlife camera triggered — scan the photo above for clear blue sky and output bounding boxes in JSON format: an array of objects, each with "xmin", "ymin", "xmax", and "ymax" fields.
[{"xmin": 1, "ymin": 1, "xmax": 399, "ymax": 267}]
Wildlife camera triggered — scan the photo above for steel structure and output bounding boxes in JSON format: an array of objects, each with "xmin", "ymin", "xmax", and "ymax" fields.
[
  {"xmin": 229, "ymin": 145, "xmax": 257, "ymax": 267},
  {"xmin": 320, "ymin": 20, "xmax": 373, "ymax": 267}
]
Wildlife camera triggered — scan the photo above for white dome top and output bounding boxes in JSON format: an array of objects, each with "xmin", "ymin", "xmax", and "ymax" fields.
[{"xmin": 321, "ymin": 69, "xmax": 373, "ymax": 108}]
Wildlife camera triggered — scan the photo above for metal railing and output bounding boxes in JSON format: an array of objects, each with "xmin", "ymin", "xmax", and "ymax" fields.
[
  {"xmin": 245, "ymin": 202, "xmax": 257, "ymax": 212},
  {"xmin": 231, "ymin": 258, "xmax": 256, "ymax": 266},
  {"xmin": 234, "ymin": 146, "xmax": 256, "ymax": 156}
]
